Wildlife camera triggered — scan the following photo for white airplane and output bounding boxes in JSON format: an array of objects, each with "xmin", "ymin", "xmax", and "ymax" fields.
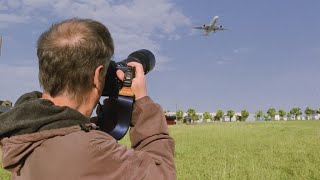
[{"xmin": 193, "ymin": 16, "xmax": 226, "ymax": 36}]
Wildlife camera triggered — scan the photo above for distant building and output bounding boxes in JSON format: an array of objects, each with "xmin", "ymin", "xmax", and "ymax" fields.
[
  {"xmin": 312, "ymin": 114, "xmax": 319, "ymax": 120},
  {"xmin": 273, "ymin": 115, "xmax": 280, "ymax": 121},
  {"xmin": 164, "ymin": 112, "xmax": 176, "ymax": 125},
  {"xmin": 305, "ymin": 114, "xmax": 319, "ymax": 120}
]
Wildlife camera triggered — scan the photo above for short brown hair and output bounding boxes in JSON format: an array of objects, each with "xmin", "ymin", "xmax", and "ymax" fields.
[{"xmin": 37, "ymin": 18, "xmax": 114, "ymax": 98}]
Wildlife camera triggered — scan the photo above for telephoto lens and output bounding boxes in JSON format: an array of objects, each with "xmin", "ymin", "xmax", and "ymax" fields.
[{"xmin": 121, "ymin": 49, "xmax": 155, "ymax": 75}]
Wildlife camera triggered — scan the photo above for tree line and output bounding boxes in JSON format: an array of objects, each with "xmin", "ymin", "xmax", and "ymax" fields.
[
  {"xmin": 171, "ymin": 107, "xmax": 320, "ymax": 123},
  {"xmin": 256, "ymin": 107, "xmax": 320, "ymax": 121}
]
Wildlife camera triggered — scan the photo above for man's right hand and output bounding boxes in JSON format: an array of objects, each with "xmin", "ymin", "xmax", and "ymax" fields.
[{"xmin": 116, "ymin": 62, "xmax": 147, "ymax": 100}]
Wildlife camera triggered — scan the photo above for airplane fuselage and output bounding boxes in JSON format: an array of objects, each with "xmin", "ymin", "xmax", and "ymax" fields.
[{"xmin": 204, "ymin": 26, "xmax": 223, "ymax": 35}]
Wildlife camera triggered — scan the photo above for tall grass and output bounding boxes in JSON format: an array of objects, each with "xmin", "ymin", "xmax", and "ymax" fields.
[
  {"xmin": 1, "ymin": 121, "xmax": 320, "ymax": 180},
  {"xmin": 168, "ymin": 121, "xmax": 320, "ymax": 179}
]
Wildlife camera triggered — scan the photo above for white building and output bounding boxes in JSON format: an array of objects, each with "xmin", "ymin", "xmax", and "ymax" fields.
[{"xmin": 312, "ymin": 114, "xmax": 319, "ymax": 120}]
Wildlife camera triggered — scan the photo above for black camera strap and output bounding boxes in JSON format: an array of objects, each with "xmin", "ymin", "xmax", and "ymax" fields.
[{"xmin": 97, "ymin": 95, "xmax": 134, "ymax": 140}]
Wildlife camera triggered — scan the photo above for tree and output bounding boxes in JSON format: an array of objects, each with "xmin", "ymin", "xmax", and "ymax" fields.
[
  {"xmin": 187, "ymin": 109, "xmax": 195, "ymax": 117},
  {"xmin": 317, "ymin": 108, "xmax": 320, "ymax": 115},
  {"xmin": 226, "ymin": 110, "xmax": 235, "ymax": 122},
  {"xmin": 304, "ymin": 107, "xmax": 314, "ymax": 120},
  {"xmin": 286, "ymin": 112, "xmax": 292, "ymax": 120},
  {"xmin": 187, "ymin": 108, "xmax": 196, "ymax": 123},
  {"xmin": 215, "ymin": 110, "xmax": 224, "ymax": 122},
  {"xmin": 193, "ymin": 113, "xmax": 200, "ymax": 122},
  {"xmin": 290, "ymin": 107, "xmax": 302, "ymax": 120},
  {"xmin": 203, "ymin": 112, "xmax": 212, "ymax": 122},
  {"xmin": 176, "ymin": 110, "xmax": 184, "ymax": 122},
  {"xmin": 254, "ymin": 110, "xmax": 263, "ymax": 121},
  {"xmin": 267, "ymin": 108, "xmax": 277, "ymax": 120},
  {"xmin": 240, "ymin": 110, "xmax": 249, "ymax": 122},
  {"xmin": 278, "ymin": 109, "xmax": 286, "ymax": 120},
  {"xmin": 264, "ymin": 114, "xmax": 269, "ymax": 121}
]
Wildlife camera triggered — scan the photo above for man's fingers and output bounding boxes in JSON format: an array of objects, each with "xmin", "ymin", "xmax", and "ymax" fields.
[
  {"xmin": 116, "ymin": 69, "xmax": 124, "ymax": 81},
  {"xmin": 127, "ymin": 62, "xmax": 144, "ymax": 78}
]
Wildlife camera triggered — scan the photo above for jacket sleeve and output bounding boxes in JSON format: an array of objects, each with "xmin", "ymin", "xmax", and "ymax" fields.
[
  {"xmin": 86, "ymin": 96, "xmax": 176, "ymax": 180},
  {"xmin": 128, "ymin": 96, "xmax": 176, "ymax": 179}
]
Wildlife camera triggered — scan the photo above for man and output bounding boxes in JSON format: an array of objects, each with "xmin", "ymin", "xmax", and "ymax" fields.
[{"xmin": 0, "ymin": 18, "xmax": 176, "ymax": 179}]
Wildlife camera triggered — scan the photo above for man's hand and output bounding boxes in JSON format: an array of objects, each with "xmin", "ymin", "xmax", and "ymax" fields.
[{"xmin": 116, "ymin": 62, "xmax": 147, "ymax": 100}]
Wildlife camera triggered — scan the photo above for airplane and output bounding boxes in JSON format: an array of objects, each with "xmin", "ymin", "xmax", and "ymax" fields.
[{"xmin": 193, "ymin": 16, "xmax": 226, "ymax": 36}]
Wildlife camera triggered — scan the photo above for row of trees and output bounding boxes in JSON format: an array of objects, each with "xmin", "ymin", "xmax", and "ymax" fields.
[
  {"xmin": 255, "ymin": 107, "xmax": 320, "ymax": 120},
  {"xmin": 175, "ymin": 109, "xmax": 250, "ymax": 123},
  {"xmin": 172, "ymin": 107, "xmax": 320, "ymax": 123}
]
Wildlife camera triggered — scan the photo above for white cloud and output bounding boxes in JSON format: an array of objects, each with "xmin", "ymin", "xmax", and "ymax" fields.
[
  {"xmin": 21, "ymin": 0, "xmax": 52, "ymax": 8},
  {"xmin": 7, "ymin": 0, "xmax": 22, "ymax": 9},
  {"xmin": 0, "ymin": 0, "xmax": 191, "ymax": 71},
  {"xmin": 0, "ymin": 13, "xmax": 31, "ymax": 25},
  {"xmin": 0, "ymin": 1, "xmax": 8, "ymax": 10}
]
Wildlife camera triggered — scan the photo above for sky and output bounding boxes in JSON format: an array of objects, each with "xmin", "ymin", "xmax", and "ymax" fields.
[{"xmin": 0, "ymin": 0, "xmax": 320, "ymax": 114}]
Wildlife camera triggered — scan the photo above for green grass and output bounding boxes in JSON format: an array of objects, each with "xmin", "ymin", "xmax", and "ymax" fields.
[
  {"xmin": 1, "ymin": 121, "xmax": 320, "ymax": 179},
  {"xmin": 0, "ymin": 159, "xmax": 10, "ymax": 180},
  {"xmin": 169, "ymin": 121, "xmax": 320, "ymax": 179}
]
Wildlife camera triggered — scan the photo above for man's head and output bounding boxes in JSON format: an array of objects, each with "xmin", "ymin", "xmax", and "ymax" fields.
[{"xmin": 37, "ymin": 18, "xmax": 114, "ymax": 100}]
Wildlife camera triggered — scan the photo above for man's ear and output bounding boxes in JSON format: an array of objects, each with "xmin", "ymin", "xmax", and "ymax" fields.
[{"xmin": 93, "ymin": 65, "xmax": 105, "ymax": 90}]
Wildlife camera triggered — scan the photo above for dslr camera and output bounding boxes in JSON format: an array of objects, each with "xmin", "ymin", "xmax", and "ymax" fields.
[
  {"xmin": 96, "ymin": 49, "xmax": 155, "ymax": 140},
  {"xmin": 102, "ymin": 49, "xmax": 155, "ymax": 97}
]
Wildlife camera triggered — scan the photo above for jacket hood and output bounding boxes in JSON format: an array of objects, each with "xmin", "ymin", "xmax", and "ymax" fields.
[
  {"xmin": 0, "ymin": 91, "xmax": 91, "ymax": 173},
  {"xmin": 0, "ymin": 91, "xmax": 90, "ymax": 137}
]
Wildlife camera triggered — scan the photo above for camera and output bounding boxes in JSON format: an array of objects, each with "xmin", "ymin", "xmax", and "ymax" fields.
[
  {"xmin": 96, "ymin": 49, "xmax": 155, "ymax": 140},
  {"xmin": 102, "ymin": 49, "xmax": 155, "ymax": 97}
]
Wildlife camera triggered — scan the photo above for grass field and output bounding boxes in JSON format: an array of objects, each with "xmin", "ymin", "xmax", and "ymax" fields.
[{"xmin": 1, "ymin": 120, "xmax": 320, "ymax": 179}]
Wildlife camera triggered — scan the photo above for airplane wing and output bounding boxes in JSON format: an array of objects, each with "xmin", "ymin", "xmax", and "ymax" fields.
[
  {"xmin": 213, "ymin": 26, "xmax": 227, "ymax": 31},
  {"xmin": 192, "ymin": 26, "xmax": 204, "ymax": 29}
]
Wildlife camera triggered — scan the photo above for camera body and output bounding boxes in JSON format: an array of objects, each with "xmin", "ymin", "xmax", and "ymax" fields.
[
  {"xmin": 122, "ymin": 66, "xmax": 135, "ymax": 87},
  {"xmin": 102, "ymin": 49, "xmax": 155, "ymax": 97},
  {"xmin": 102, "ymin": 61, "xmax": 134, "ymax": 97}
]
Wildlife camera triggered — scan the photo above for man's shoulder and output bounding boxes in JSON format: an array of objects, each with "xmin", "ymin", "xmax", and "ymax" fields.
[
  {"xmin": 39, "ymin": 128, "xmax": 122, "ymax": 161},
  {"xmin": 47, "ymin": 128, "xmax": 132, "ymax": 163},
  {"xmin": 51, "ymin": 128, "xmax": 117, "ymax": 148}
]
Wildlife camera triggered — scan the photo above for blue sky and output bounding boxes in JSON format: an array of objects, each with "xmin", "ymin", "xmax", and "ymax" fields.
[{"xmin": 0, "ymin": 0, "xmax": 319, "ymax": 114}]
